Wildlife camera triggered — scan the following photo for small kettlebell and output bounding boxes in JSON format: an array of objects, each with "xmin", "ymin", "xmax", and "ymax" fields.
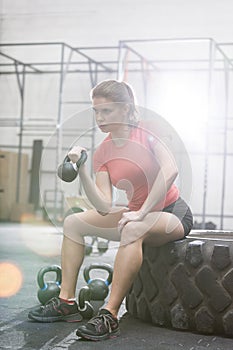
[
  {"xmin": 37, "ymin": 265, "xmax": 62, "ymax": 305},
  {"xmin": 78, "ymin": 286, "xmax": 94, "ymax": 319},
  {"xmin": 83, "ymin": 263, "xmax": 113, "ymax": 301},
  {"xmin": 57, "ymin": 150, "xmax": 87, "ymax": 182},
  {"xmin": 64, "ymin": 206, "xmax": 84, "ymax": 219},
  {"xmin": 97, "ymin": 240, "xmax": 109, "ymax": 254}
]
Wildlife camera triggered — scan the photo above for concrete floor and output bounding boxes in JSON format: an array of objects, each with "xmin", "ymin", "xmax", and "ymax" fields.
[{"xmin": 0, "ymin": 222, "xmax": 233, "ymax": 350}]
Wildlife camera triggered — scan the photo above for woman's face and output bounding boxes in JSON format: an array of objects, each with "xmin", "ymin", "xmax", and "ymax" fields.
[{"xmin": 92, "ymin": 97, "xmax": 128, "ymax": 133}]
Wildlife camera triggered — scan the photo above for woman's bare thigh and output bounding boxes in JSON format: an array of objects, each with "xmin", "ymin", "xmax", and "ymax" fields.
[
  {"xmin": 64, "ymin": 207, "xmax": 128, "ymax": 243},
  {"xmin": 143, "ymin": 211, "xmax": 185, "ymax": 246},
  {"xmin": 120, "ymin": 211, "xmax": 185, "ymax": 247}
]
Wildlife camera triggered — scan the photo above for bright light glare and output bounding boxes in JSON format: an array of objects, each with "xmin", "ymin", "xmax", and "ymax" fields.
[{"xmin": 148, "ymin": 73, "xmax": 208, "ymax": 142}]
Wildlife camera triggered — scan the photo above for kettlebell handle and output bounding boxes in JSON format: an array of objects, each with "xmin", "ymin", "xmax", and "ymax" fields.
[
  {"xmin": 57, "ymin": 150, "xmax": 87, "ymax": 182},
  {"xmin": 37, "ymin": 265, "xmax": 62, "ymax": 289},
  {"xmin": 78, "ymin": 286, "xmax": 91, "ymax": 310},
  {"xmin": 64, "ymin": 150, "xmax": 88, "ymax": 168},
  {"xmin": 83, "ymin": 263, "xmax": 113, "ymax": 286}
]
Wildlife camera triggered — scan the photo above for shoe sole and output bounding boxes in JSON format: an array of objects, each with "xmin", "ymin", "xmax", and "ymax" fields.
[
  {"xmin": 28, "ymin": 312, "xmax": 83, "ymax": 323},
  {"xmin": 76, "ymin": 328, "xmax": 120, "ymax": 341}
]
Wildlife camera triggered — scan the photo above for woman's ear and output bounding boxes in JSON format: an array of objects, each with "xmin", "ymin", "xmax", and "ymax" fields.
[{"xmin": 122, "ymin": 103, "xmax": 131, "ymax": 116}]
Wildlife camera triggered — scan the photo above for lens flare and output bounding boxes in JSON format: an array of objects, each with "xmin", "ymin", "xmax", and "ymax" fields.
[{"xmin": 0, "ymin": 262, "xmax": 23, "ymax": 297}]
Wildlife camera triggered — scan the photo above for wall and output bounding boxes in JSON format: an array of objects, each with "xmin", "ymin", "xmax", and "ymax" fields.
[{"xmin": 1, "ymin": 0, "xmax": 233, "ymax": 44}]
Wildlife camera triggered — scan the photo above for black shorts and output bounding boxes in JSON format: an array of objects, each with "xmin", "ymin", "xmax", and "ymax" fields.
[{"xmin": 162, "ymin": 197, "xmax": 193, "ymax": 236}]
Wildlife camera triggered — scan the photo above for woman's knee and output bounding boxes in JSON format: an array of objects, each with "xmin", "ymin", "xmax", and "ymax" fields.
[
  {"xmin": 63, "ymin": 213, "xmax": 82, "ymax": 237},
  {"xmin": 120, "ymin": 221, "xmax": 144, "ymax": 246}
]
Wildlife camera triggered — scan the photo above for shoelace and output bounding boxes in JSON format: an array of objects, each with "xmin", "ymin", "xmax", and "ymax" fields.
[
  {"xmin": 88, "ymin": 314, "xmax": 115, "ymax": 333},
  {"xmin": 42, "ymin": 297, "xmax": 60, "ymax": 312}
]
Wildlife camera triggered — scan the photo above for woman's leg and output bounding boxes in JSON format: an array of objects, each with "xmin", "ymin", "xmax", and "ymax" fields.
[
  {"xmin": 59, "ymin": 236, "xmax": 85, "ymax": 299},
  {"xmin": 104, "ymin": 237, "xmax": 144, "ymax": 317},
  {"xmin": 28, "ymin": 208, "xmax": 128, "ymax": 323},
  {"xmin": 59, "ymin": 208, "xmax": 126, "ymax": 300},
  {"xmin": 60, "ymin": 206, "xmax": 184, "ymax": 315},
  {"xmin": 105, "ymin": 211, "xmax": 184, "ymax": 317}
]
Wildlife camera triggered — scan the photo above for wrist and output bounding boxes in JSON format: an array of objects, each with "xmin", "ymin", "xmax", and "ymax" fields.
[
  {"xmin": 78, "ymin": 163, "xmax": 86, "ymax": 173},
  {"xmin": 138, "ymin": 208, "xmax": 147, "ymax": 220}
]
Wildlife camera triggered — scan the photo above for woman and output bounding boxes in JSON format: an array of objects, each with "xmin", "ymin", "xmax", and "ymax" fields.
[{"xmin": 28, "ymin": 80, "xmax": 193, "ymax": 341}]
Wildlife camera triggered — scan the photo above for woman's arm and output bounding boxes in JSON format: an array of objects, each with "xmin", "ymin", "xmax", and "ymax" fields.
[
  {"xmin": 139, "ymin": 119, "xmax": 178, "ymax": 215},
  {"xmin": 138, "ymin": 139, "xmax": 178, "ymax": 218},
  {"xmin": 118, "ymin": 139, "xmax": 178, "ymax": 231},
  {"xmin": 67, "ymin": 146, "xmax": 112, "ymax": 214},
  {"xmin": 78, "ymin": 165, "xmax": 112, "ymax": 215}
]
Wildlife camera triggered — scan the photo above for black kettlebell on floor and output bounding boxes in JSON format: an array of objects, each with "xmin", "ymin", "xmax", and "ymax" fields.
[
  {"xmin": 37, "ymin": 265, "xmax": 62, "ymax": 305},
  {"xmin": 78, "ymin": 286, "xmax": 94, "ymax": 319},
  {"xmin": 97, "ymin": 239, "xmax": 109, "ymax": 254},
  {"xmin": 83, "ymin": 263, "xmax": 113, "ymax": 301},
  {"xmin": 57, "ymin": 150, "xmax": 87, "ymax": 182}
]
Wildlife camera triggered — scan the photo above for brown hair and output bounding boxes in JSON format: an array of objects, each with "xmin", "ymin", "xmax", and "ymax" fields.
[{"xmin": 91, "ymin": 79, "xmax": 139, "ymax": 125}]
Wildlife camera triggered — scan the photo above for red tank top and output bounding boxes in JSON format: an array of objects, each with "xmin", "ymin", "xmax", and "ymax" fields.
[{"xmin": 93, "ymin": 121, "xmax": 179, "ymax": 211}]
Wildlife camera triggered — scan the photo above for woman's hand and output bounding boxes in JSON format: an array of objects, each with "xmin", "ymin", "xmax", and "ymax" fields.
[
  {"xmin": 68, "ymin": 146, "xmax": 87, "ymax": 164},
  {"xmin": 118, "ymin": 209, "xmax": 146, "ymax": 234}
]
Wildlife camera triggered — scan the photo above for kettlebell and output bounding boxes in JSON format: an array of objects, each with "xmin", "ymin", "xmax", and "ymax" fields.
[
  {"xmin": 97, "ymin": 240, "xmax": 109, "ymax": 254},
  {"xmin": 78, "ymin": 286, "xmax": 94, "ymax": 319},
  {"xmin": 64, "ymin": 206, "xmax": 84, "ymax": 219},
  {"xmin": 57, "ymin": 150, "xmax": 87, "ymax": 182},
  {"xmin": 37, "ymin": 265, "xmax": 62, "ymax": 305},
  {"xmin": 83, "ymin": 263, "xmax": 113, "ymax": 301}
]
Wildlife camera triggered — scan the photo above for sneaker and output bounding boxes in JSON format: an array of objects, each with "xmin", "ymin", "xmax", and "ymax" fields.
[
  {"xmin": 76, "ymin": 309, "xmax": 120, "ymax": 341},
  {"xmin": 28, "ymin": 297, "xmax": 82, "ymax": 323}
]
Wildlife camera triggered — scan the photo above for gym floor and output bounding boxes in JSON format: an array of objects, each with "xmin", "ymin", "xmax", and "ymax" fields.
[{"xmin": 0, "ymin": 222, "xmax": 233, "ymax": 350}]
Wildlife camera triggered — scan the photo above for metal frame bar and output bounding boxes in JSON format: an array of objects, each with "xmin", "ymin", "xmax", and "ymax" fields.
[
  {"xmin": 0, "ymin": 42, "xmax": 116, "ymax": 74},
  {"xmin": 0, "ymin": 51, "xmax": 41, "ymax": 73},
  {"xmin": 201, "ymin": 39, "xmax": 216, "ymax": 228},
  {"xmin": 220, "ymin": 58, "xmax": 230, "ymax": 229},
  {"xmin": 1, "ymin": 40, "xmax": 233, "ymax": 75},
  {"xmin": 15, "ymin": 63, "xmax": 26, "ymax": 203}
]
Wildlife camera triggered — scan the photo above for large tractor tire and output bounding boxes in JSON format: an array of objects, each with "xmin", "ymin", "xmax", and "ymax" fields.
[{"xmin": 126, "ymin": 231, "xmax": 233, "ymax": 336}]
